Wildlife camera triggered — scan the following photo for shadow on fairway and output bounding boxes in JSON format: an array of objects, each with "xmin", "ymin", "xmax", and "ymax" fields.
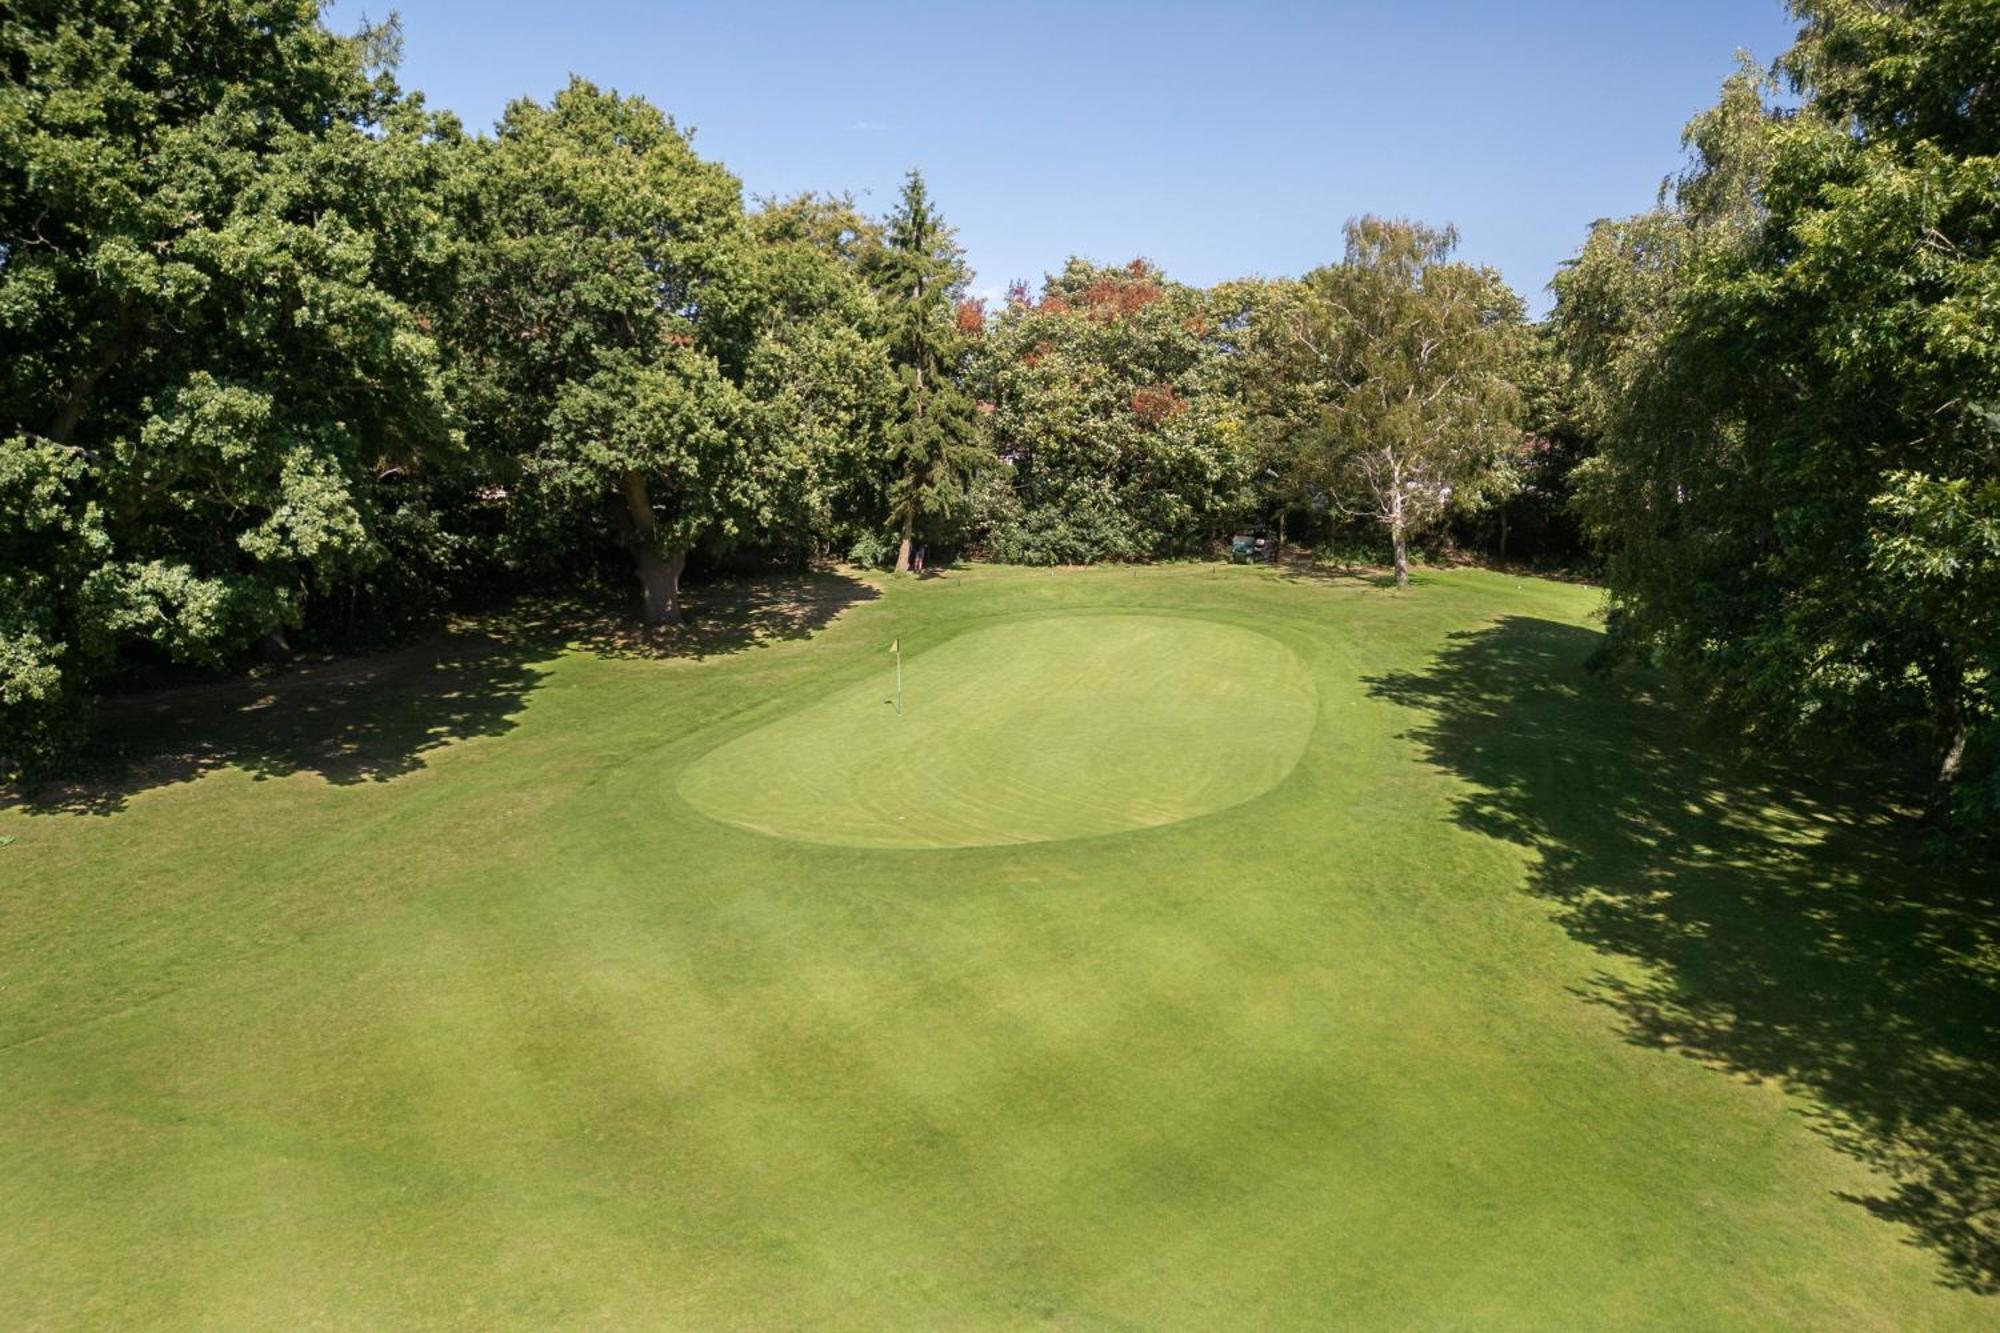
[
  {"xmin": 19, "ymin": 570, "xmax": 877, "ymax": 817},
  {"xmin": 1269, "ymin": 557, "xmax": 1379, "ymax": 588},
  {"xmin": 1366, "ymin": 617, "xmax": 2000, "ymax": 1294}
]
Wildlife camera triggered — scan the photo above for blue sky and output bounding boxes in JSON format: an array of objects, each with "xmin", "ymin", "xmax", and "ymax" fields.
[{"xmin": 334, "ymin": 1, "xmax": 1799, "ymax": 314}]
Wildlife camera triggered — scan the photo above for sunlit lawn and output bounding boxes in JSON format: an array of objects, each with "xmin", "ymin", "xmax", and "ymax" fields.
[{"xmin": 1, "ymin": 563, "xmax": 1991, "ymax": 1328}]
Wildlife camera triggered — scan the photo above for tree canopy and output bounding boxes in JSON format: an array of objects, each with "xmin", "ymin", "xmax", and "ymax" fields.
[
  {"xmin": 1, "ymin": 1, "xmax": 463, "ymax": 769},
  {"xmin": 1558, "ymin": 0, "xmax": 1999, "ymax": 823},
  {"xmin": 972, "ymin": 259, "xmax": 1250, "ymax": 564},
  {"xmin": 1252, "ymin": 219, "xmax": 1524, "ymax": 588},
  {"xmin": 453, "ymin": 79, "xmax": 768, "ymax": 626},
  {"xmin": 871, "ymin": 172, "xmax": 985, "ymax": 574},
  {"xmin": 4, "ymin": 0, "xmax": 1991, "ymax": 833}
]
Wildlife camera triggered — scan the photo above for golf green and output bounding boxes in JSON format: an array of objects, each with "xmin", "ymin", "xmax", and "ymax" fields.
[{"xmin": 678, "ymin": 614, "xmax": 1318, "ymax": 848}]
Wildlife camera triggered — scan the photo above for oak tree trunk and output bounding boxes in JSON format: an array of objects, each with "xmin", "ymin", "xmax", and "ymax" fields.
[
  {"xmin": 620, "ymin": 470, "xmax": 685, "ymax": 626},
  {"xmin": 633, "ymin": 544, "xmax": 687, "ymax": 627}
]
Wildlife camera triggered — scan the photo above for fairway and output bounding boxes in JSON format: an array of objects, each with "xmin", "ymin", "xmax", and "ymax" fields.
[
  {"xmin": 1, "ymin": 566, "xmax": 1992, "ymax": 1330},
  {"xmin": 680, "ymin": 614, "xmax": 1318, "ymax": 847}
]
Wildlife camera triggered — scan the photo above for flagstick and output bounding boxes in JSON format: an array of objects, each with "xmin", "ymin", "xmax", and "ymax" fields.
[{"xmin": 894, "ymin": 640, "xmax": 903, "ymax": 716}]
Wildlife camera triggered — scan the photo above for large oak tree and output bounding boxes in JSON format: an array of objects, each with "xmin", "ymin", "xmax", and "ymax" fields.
[
  {"xmin": 0, "ymin": 1, "xmax": 462, "ymax": 773},
  {"xmin": 456, "ymin": 79, "xmax": 758, "ymax": 626}
]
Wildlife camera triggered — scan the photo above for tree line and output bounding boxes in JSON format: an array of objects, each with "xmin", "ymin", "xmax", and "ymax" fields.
[
  {"xmin": 3, "ymin": 1, "xmax": 1992, "ymax": 828},
  {"xmin": 1550, "ymin": 0, "xmax": 1997, "ymax": 828}
]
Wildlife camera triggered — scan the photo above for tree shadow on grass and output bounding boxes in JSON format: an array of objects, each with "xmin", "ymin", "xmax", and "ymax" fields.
[
  {"xmin": 497, "ymin": 568, "xmax": 879, "ymax": 661},
  {"xmin": 1365, "ymin": 616, "xmax": 2000, "ymax": 1293},
  {"xmin": 16, "ymin": 570, "xmax": 878, "ymax": 817},
  {"xmin": 1269, "ymin": 556, "xmax": 1397, "ymax": 590}
]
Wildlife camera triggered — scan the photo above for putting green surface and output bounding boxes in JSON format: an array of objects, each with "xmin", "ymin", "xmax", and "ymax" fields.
[
  {"xmin": 679, "ymin": 614, "xmax": 1317, "ymax": 847},
  {"xmin": 2, "ymin": 565, "xmax": 1993, "ymax": 1330}
]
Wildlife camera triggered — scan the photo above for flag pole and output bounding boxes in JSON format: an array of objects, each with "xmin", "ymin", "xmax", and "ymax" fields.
[{"xmin": 893, "ymin": 637, "xmax": 903, "ymax": 716}]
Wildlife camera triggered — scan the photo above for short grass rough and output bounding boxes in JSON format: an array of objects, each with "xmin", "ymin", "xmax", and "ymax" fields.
[{"xmin": 0, "ymin": 564, "xmax": 1992, "ymax": 1329}]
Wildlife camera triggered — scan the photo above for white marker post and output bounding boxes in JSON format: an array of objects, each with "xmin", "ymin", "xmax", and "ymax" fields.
[{"xmin": 891, "ymin": 637, "xmax": 903, "ymax": 716}]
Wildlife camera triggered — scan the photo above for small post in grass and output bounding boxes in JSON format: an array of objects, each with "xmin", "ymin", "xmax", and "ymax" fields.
[{"xmin": 891, "ymin": 636, "xmax": 903, "ymax": 716}]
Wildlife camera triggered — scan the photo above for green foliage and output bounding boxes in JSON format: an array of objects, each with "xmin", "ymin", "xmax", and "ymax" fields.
[
  {"xmin": 454, "ymin": 88, "xmax": 896, "ymax": 619},
  {"xmin": 0, "ymin": 0, "xmax": 1558, "ymax": 780},
  {"xmin": 542, "ymin": 349, "xmax": 751, "ymax": 547},
  {"xmin": 972, "ymin": 259, "xmax": 1254, "ymax": 563},
  {"xmin": 20, "ymin": 0, "xmax": 1990, "ymax": 839},
  {"xmin": 1561, "ymin": 2, "xmax": 1999, "ymax": 823},
  {"xmin": 1869, "ymin": 467, "xmax": 2000, "ymax": 818},
  {"xmin": 844, "ymin": 527, "xmax": 900, "ymax": 570},
  {"xmin": 452, "ymin": 80, "xmax": 762, "ymax": 623},
  {"xmin": 870, "ymin": 172, "xmax": 987, "ymax": 569},
  {"xmin": 1250, "ymin": 219, "xmax": 1526, "ymax": 586},
  {"xmin": 0, "ymin": 0, "xmax": 465, "ymax": 776},
  {"xmin": 743, "ymin": 193, "xmax": 897, "ymax": 559},
  {"xmin": 1451, "ymin": 322, "xmax": 1593, "ymax": 565}
]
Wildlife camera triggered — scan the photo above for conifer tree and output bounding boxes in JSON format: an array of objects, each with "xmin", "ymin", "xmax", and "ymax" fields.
[{"xmin": 874, "ymin": 172, "xmax": 985, "ymax": 573}]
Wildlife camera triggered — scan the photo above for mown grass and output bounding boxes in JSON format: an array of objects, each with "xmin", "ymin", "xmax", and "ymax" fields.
[
  {"xmin": 679, "ymin": 612, "xmax": 1318, "ymax": 847},
  {"xmin": 1, "ymin": 563, "xmax": 1992, "ymax": 1329}
]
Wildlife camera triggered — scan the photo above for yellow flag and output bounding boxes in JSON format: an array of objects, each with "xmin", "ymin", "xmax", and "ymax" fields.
[{"xmin": 889, "ymin": 637, "xmax": 899, "ymax": 654}]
